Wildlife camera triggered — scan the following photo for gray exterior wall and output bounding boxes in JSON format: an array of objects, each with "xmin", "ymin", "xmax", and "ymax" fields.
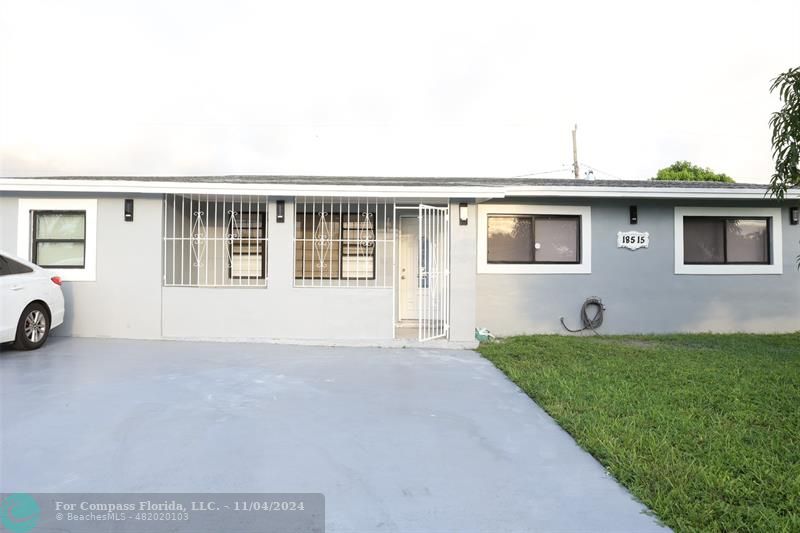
[
  {"xmin": 4, "ymin": 192, "xmax": 798, "ymax": 342},
  {"xmin": 0, "ymin": 195, "xmax": 18, "ymax": 251},
  {"xmin": 4, "ymin": 194, "xmax": 445, "ymax": 342},
  {"xmin": 448, "ymin": 199, "xmax": 478, "ymax": 342},
  {"xmin": 1, "ymin": 194, "xmax": 396, "ymax": 341},
  {"xmin": 476, "ymin": 198, "xmax": 800, "ymax": 335},
  {"xmin": 65, "ymin": 195, "xmax": 163, "ymax": 338},
  {"xmin": 162, "ymin": 197, "xmax": 394, "ymax": 340},
  {"xmin": 0, "ymin": 193, "xmax": 163, "ymax": 339}
]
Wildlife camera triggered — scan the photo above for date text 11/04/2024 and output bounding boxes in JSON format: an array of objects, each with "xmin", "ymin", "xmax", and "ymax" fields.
[{"xmin": 53, "ymin": 500, "xmax": 307, "ymax": 512}]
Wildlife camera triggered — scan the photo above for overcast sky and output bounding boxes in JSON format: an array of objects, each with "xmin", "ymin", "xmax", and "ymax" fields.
[{"xmin": 1, "ymin": 1, "xmax": 798, "ymax": 181}]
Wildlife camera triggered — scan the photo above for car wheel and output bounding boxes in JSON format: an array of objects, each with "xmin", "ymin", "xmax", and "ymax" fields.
[{"xmin": 13, "ymin": 302, "xmax": 50, "ymax": 350}]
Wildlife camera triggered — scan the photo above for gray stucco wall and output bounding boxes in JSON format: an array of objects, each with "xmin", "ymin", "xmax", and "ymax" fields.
[
  {"xmin": 63, "ymin": 195, "xmax": 163, "ymax": 338},
  {"xmin": 1, "ymin": 194, "xmax": 414, "ymax": 342},
  {"xmin": 5, "ymin": 192, "xmax": 797, "ymax": 341},
  {"xmin": 0, "ymin": 193, "xmax": 163, "ymax": 339},
  {"xmin": 476, "ymin": 198, "xmax": 800, "ymax": 335},
  {"xmin": 161, "ymin": 197, "xmax": 394, "ymax": 341},
  {"xmin": 448, "ymin": 200, "xmax": 478, "ymax": 342},
  {"xmin": 0, "ymin": 195, "xmax": 19, "ymax": 251}
]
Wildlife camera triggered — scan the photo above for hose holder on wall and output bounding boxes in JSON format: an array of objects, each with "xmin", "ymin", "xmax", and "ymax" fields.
[{"xmin": 560, "ymin": 297, "xmax": 605, "ymax": 334}]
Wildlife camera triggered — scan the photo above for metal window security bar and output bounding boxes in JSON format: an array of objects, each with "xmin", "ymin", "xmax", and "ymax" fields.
[
  {"xmin": 418, "ymin": 204, "xmax": 450, "ymax": 341},
  {"xmin": 163, "ymin": 194, "xmax": 268, "ymax": 287},
  {"xmin": 294, "ymin": 196, "xmax": 394, "ymax": 288}
]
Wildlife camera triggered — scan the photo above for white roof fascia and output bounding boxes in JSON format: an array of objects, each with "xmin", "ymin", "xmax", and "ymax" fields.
[
  {"xmin": 0, "ymin": 178, "xmax": 505, "ymax": 199},
  {"xmin": 1, "ymin": 178, "xmax": 796, "ymax": 200},
  {"xmin": 503, "ymin": 185, "xmax": 797, "ymax": 200}
]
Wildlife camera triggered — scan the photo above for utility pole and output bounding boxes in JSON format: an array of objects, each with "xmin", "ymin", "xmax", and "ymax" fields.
[{"xmin": 571, "ymin": 123, "xmax": 580, "ymax": 179}]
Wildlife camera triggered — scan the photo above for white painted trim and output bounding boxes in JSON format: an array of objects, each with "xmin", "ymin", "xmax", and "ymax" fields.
[
  {"xmin": 503, "ymin": 185, "xmax": 792, "ymax": 199},
  {"xmin": 17, "ymin": 198, "xmax": 98, "ymax": 281},
  {"xmin": 477, "ymin": 204, "xmax": 591, "ymax": 274},
  {"xmin": 673, "ymin": 206, "xmax": 783, "ymax": 275},
  {"xmin": 1, "ymin": 177, "xmax": 796, "ymax": 200},
  {"xmin": 0, "ymin": 178, "xmax": 502, "ymax": 199}
]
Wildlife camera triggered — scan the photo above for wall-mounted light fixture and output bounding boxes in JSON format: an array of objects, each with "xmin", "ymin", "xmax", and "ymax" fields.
[
  {"xmin": 459, "ymin": 203, "xmax": 468, "ymax": 225},
  {"xmin": 790, "ymin": 206, "xmax": 799, "ymax": 225},
  {"xmin": 124, "ymin": 199, "xmax": 134, "ymax": 222},
  {"xmin": 629, "ymin": 205, "xmax": 638, "ymax": 225},
  {"xmin": 276, "ymin": 200, "xmax": 285, "ymax": 223}
]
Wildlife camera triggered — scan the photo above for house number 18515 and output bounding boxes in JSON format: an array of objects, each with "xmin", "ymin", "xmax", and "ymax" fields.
[{"xmin": 617, "ymin": 231, "xmax": 649, "ymax": 250}]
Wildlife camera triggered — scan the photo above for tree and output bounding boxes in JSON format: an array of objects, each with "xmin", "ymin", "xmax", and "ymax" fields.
[
  {"xmin": 653, "ymin": 161, "xmax": 734, "ymax": 182},
  {"xmin": 768, "ymin": 67, "xmax": 800, "ymax": 269},
  {"xmin": 768, "ymin": 67, "xmax": 800, "ymax": 199}
]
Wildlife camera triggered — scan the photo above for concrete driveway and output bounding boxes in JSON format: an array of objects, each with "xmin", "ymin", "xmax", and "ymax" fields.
[{"xmin": 0, "ymin": 337, "xmax": 665, "ymax": 532}]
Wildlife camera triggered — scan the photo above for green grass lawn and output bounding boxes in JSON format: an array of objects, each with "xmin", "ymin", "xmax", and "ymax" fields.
[{"xmin": 479, "ymin": 333, "xmax": 800, "ymax": 533}]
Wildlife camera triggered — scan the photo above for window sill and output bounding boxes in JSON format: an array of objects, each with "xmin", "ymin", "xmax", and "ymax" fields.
[{"xmin": 675, "ymin": 264, "xmax": 783, "ymax": 275}]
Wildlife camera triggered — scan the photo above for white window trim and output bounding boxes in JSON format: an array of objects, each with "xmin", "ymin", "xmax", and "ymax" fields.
[
  {"xmin": 674, "ymin": 206, "xmax": 783, "ymax": 275},
  {"xmin": 17, "ymin": 198, "xmax": 98, "ymax": 281},
  {"xmin": 477, "ymin": 204, "xmax": 591, "ymax": 274}
]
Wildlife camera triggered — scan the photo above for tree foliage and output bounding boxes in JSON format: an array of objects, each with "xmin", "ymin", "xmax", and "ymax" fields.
[
  {"xmin": 768, "ymin": 67, "xmax": 800, "ymax": 199},
  {"xmin": 653, "ymin": 161, "xmax": 734, "ymax": 183}
]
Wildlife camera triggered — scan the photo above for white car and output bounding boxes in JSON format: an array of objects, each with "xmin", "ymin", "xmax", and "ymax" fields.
[{"xmin": 0, "ymin": 251, "xmax": 65, "ymax": 350}]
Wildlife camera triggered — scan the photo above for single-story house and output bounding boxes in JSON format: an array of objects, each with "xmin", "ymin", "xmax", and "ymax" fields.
[{"xmin": 1, "ymin": 175, "xmax": 798, "ymax": 346}]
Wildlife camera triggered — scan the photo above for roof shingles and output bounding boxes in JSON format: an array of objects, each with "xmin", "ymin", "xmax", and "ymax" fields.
[{"xmin": 6, "ymin": 175, "xmax": 773, "ymax": 190}]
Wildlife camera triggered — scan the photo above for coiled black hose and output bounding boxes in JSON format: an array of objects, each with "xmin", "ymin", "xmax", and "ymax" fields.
[{"xmin": 560, "ymin": 297, "xmax": 605, "ymax": 334}]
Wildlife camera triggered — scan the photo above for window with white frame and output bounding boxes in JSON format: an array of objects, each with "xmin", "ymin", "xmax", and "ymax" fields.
[
  {"xmin": 32, "ymin": 211, "xmax": 87, "ymax": 268},
  {"xmin": 17, "ymin": 198, "xmax": 97, "ymax": 281},
  {"xmin": 674, "ymin": 207, "xmax": 783, "ymax": 275},
  {"xmin": 487, "ymin": 215, "xmax": 581, "ymax": 264},
  {"xmin": 478, "ymin": 204, "xmax": 591, "ymax": 274},
  {"xmin": 163, "ymin": 194, "xmax": 268, "ymax": 287},
  {"xmin": 293, "ymin": 197, "xmax": 394, "ymax": 287}
]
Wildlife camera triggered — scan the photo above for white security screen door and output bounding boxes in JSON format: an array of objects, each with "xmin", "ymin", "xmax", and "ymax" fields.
[{"xmin": 418, "ymin": 204, "xmax": 450, "ymax": 341}]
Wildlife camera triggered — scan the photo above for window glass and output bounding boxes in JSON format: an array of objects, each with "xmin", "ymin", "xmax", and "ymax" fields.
[
  {"xmin": 294, "ymin": 211, "xmax": 378, "ymax": 281},
  {"xmin": 534, "ymin": 216, "xmax": 580, "ymax": 263},
  {"xmin": 419, "ymin": 236, "xmax": 430, "ymax": 288},
  {"xmin": 341, "ymin": 213, "xmax": 375, "ymax": 280},
  {"xmin": 726, "ymin": 219, "xmax": 769, "ymax": 263},
  {"xmin": 35, "ymin": 242, "xmax": 85, "ymax": 267},
  {"xmin": 487, "ymin": 216, "xmax": 534, "ymax": 263},
  {"xmin": 32, "ymin": 211, "xmax": 87, "ymax": 268},
  {"xmin": 229, "ymin": 212, "xmax": 266, "ymax": 279},
  {"xmin": 683, "ymin": 218, "xmax": 725, "ymax": 263},
  {"xmin": 36, "ymin": 213, "xmax": 85, "ymax": 239},
  {"xmin": 162, "ymin": 195, "xmax": 268, "ymax": 287},
  {"xmin": 683, "ymin": 217, "xmax": 771, "ymax": 265},
  {"xmin": 294, "ymin": 212, "xmax": 342, "ymax": 279}
]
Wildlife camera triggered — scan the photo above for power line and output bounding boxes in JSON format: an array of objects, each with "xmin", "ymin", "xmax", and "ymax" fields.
[
  {"xmin": 509, "ymin": 163, "xmax": 629, "ymax": 181},
  {"xmin": 509, "ymin": 167, "xmax": 573, "ymax": 178},
  {"xmin": 580, "ymin": 163, "xmax": 629, "ymax": 181}
]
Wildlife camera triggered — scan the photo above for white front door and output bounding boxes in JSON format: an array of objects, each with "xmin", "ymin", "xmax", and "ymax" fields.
[{"xmin": 398, "ymin": 216, "xmax": 421, "ymax": 321}]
